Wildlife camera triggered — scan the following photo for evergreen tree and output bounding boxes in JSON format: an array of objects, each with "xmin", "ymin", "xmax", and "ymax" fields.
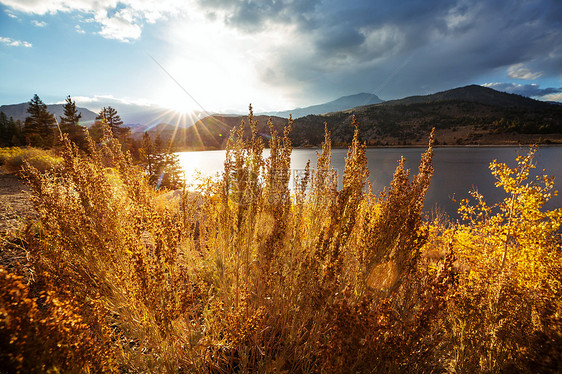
[
  {"xmin": 0, "ymin": 113, "xmax": 22, "ymax": 146},
  {"xmin": 153, "ymin": 134, "xmax": 166, "ymax": 186},
  {"xmin": 0, "ymin": 112, "xmax": 20, "ymax": 146},
  {"xmin": 11, "ymin": 118, "xmax": 23, "ymax": 146},
  {"xmin": 60, "ymin": 95, "xmax": 82, "ymax": 129},
  {"xmin": 0, "ymin": 112, "xmax": 7, "ymax": 146},
  {"xmin": 5, "ymin": 117, "xmax": 24, "ymax": 146},
  {"xmin": 160, "ymin": 150, "xmax": 183, "ymax": 189},
  {"xmin": 60, "ymin": 95, "xmax": 86, "ymax": 149},
  {"xmin": 96, "ymin": 106, "xmax": 129, "ymax": 138},
  {"xmin": 129, "ymin": 137, "xmax": 142, "ymax": 161},
  {"xmin": 87, "ymin": 121, "xmax": 103, "ymax": 142},
  {"xmin": 154, "ymin": 133, "xmax": 164, "ymax": 157},
  {"xmin": 140, "ymin": 132, "xmax": 183, "ymax": 189},
  {"xmin": 141, "ymin": 132, "xmax": 156, "ymax": 178},
  {"xmin": 23, "ymin": 94, "xmax": 56, "ymax": 147}
]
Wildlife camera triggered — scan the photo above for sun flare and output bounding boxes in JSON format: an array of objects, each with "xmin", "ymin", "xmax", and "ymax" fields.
[{"xmin": 154, "ymin": 89, "xmax": 200, "ymax": 115}]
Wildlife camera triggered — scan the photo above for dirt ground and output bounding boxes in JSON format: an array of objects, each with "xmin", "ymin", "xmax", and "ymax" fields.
[{"xmin": 0, "ymin": 171, "xmax": 35, "ymax": 234}]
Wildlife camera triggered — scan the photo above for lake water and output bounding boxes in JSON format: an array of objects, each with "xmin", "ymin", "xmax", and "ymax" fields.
[{"xmin": 177, "ymin": 146, "xmax": 562, "ymax": 219}]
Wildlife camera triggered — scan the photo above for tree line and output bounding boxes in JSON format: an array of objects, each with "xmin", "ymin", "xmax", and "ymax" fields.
[{"xmin": 0, "ymin": 94, "xmax": 183, "ymax": 189}]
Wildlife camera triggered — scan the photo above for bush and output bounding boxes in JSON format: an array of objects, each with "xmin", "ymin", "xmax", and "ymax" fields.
[
  {"xmin": 0, "ymin": 146, "xmax": 62, "ymax": 174},
  {"xmin": 423, "ymin": 146, "xmax": 562, "ymax": 372}
]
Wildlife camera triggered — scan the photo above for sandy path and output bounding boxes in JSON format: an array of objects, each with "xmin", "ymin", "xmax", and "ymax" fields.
[{"xmin": 0, "ymin": 171, "xmax": 35, "ymax": 233}]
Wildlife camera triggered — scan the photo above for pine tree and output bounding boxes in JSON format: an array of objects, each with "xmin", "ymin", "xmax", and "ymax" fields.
[
  {"xmin": 60, "ymin": 96, "xmax": 86, "ymax": 149},
  {"xmin": 8, "ymin": 117, "xmax": 24, "ymax": 146},
  {"xmin": 141, "ymin": 132, "xmax": 156, "ymax": 180},
  {"xmin": 0, "ymin": 112, "xmax": 25, "ymax": 147},
  {"xmin": 60, "ymin": 95, "xmax": 82, "ymax": 129},
  {"xmin": 129, "ymin": 137, "xmax": 142, "ymax": 161},
  {"xmin": 161, "ymin": 150, "xmax": 183, "ymax": 189},
  {"xmin": 140, "ymin": 132, "xmax": 183, "ymax": 189},
  {"xmin": 153, "ymin": 134, "xmax": 166, "ymax": 186},
  {"xmin": 23, "ymin": 94, "xmax": 56, "ymax": 147},
  {"xmin": 0, "ymin": 112, "xmax": 7, "ymax": 146},
  {"xmin": 0, "ymin": 113, "xmax": 22, "ymax": 146},
  {"xmin": 0, "ymin": 112, "xmax": 19, "ymax": 146},
  {"xmin": 11, "ymin": 118, "xmax": 23, "ymax": 146},
  {"xmin": 96, "ymin": 106, "xmax": 129, "ymax": 138}
]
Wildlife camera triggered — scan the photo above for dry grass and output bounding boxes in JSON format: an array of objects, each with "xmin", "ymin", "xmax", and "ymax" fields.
[
  {"xmin": 0, "ymin": 147, "xmax": 62, "ymax": 174},
  {"xmin": 0, "ymin": 113, "xmax": 560, "ymax": 373}
]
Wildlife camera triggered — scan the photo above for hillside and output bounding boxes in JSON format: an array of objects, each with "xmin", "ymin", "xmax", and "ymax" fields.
[
  {"xmin": 0, "ymin": 103, "xmax": 97, "ymax": 125},
  {"xmin": 135, "ymin": 115, "xmax": 290, "ymax": 150},
  {"xmin": 112, "ymin": 107, "xmax": 206, "ymax": 132},
  {"xmin": 169, "ymin": 85, "xmax": 562, "ymax": 149},
  {"xmin": 3, "ymin": 85, "xmax": 561, "ymax": 149},
  {"xmin": 291, "ymin": 98, "xmax": 562, "ymax": 146},
  {"xmin": 380, "ymin": 84, "xmax": 552, "ymax": 109}
]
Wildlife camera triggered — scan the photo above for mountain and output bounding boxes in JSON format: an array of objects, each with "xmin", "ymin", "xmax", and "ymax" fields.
[
  {"xmin": 175, "ymin": 85, "xmax": 562, "ymax": 150},
  {"xmin": 0, "ymin": 101, "xmax": 206, "ymax": 131},
  {"xmin": 261, "ymin": 93, "xmax": 383, "ymax": 119},
  {"xmin": 289, "ymin": 85, "xmax": 562, "ymax": 146},
  {"xmin": 0, "ymin": 103, "xmax": 98, "ymax": 125},
  {"xmin": 3, "ymin": 85, "xmax": 560, "ymax": 149},
  {"xmin": 118, "ymin": 107, "xmax": 206, "ymax": 132},
  {"xmin": 135, "ymin": 114, "xmax": 289, "ymax": 150},
  {"xmin": 81, "ymin": 100, "xmax": 206, "ymax": 131},
  {"xmin": 380, "ymin": 84, "xmax": 551, "ymax": 108}
]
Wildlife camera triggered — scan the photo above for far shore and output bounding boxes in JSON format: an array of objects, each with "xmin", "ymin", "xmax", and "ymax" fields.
[{"xmin": 173, "ymin": 141, "xmax": 562, "ymax": 152}]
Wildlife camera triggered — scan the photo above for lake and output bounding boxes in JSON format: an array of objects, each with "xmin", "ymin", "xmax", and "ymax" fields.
[{"xmin": 177, "ymin": 146, "xmax": 562, "ymax": 219}]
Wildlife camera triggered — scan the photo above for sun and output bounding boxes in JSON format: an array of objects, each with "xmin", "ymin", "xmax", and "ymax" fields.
[
  {"xmin": 149, "ymin": 17, "xmax": 295, "ymax": 116},
  {"xmin": 154, "ymin": 89, "xmax": 200, "ymax": 114}
]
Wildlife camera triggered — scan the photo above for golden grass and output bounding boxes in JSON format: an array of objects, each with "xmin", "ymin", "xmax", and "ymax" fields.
[{"xmin": 0, "ymin": 146, "xmax": 62, "ymax": 174}]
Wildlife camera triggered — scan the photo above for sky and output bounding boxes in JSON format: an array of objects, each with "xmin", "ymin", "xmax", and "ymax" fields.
[{"xmin": 1, "ymin": 0, "xmax": 561, "ymax": 115}]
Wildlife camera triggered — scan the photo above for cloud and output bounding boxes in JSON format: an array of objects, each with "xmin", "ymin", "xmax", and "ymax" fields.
[
  {"xmin": 193, "ymin": 0, "xmax": 562, "ymax": 103},
  {"xmin": 507, "ymin": 63, "xmax": 542, "ymax": 80},
  {"xmin": 0, "ymin": 36, "xmax": 32, "ymax": 47},
  {"xmin": 31, "ymin": 19, "xmax": 46, "ymax": 27},
  {"xmin": 193, "ymin": 0, "xmax": 319, "ymax": 31},
  {"xmin": 59, "ymin": 94, "xmax": 150, "ymax": 105},
  {"xmin": 95, "ymin": 9, "xmax": 142, "ymax": 41},
  {"xmin": 57, "ymin": 94, "xmax": 154, "ymax": 112},
  {"xmin": 482, "ymin": 82, "xmax": 561, "ymax": 98},
  {"xmin": 0, "ymin": 0, "xmax": 187, "ymax": 42},
  {"xmin": 1, "ymin": 0, "xmax": 561, "ymax": 105},
  {"xmin": 542, "ymin": 92, "xmax": 562, "ymax": 102},
  {"xmin": 5, "ymin": 10, "xmax": 17, "ymax": 18},
  {"xmin": 75, "ymin": 25, "xmax": 85, "ymax": 34}
]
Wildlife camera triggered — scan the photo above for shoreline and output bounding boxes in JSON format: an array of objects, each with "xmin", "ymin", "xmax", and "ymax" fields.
[{"xmin": 173, "ymin": 142, "xmax": 562, "ymax": 152}]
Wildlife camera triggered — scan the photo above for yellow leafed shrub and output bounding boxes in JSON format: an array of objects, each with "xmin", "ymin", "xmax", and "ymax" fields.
[{"xmin": 456, "ymin": 146, "xmax": 561, "ymax": 288}]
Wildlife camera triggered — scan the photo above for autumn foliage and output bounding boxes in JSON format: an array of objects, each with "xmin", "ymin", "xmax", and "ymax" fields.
[{"xmin": 1, "ymin": 110, "xmax": 560, "ymax": 373}]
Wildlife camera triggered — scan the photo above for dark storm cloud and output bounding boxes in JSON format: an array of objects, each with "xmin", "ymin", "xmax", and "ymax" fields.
[
  {"xmin": 198, "ymin": 0, "xmax": 320, "ymax": 31},
  {"xmin": 199, "ymin": 0, "xmax": 562, "ymax": 103},
  {"xmin": 315, "ymin": 25, "xmax": 365, "ymax": 53}
]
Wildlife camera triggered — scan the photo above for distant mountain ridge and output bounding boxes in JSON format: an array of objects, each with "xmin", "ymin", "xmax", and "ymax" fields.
[
  {"xmin": 167, "ymin": 84, "xmax": 562, "ymax": 150},
  {"xmin": 0, "ymin": 103, "xmax": 97, "ymax": 125},
  {"xmin": 379, "ymin": 84, "xmax": 550, "ymax": 108},
  {"xmin": 1, "ymin": 92, "xmax": 384, "ymax": 130},
  {"xmin": 0, "ymin": 101, "xmax": 207, "ymax": 131},
  {"xmin": 2, "ymin": 86, "xmax": 560, "ymax": 147},
  {"xmin": 262, "ymin": 93, "xmax": 384, "ymax": 118},
  {"xmin": 121, "ymin": 108, "xmax": 206, "ymax": 132}
]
